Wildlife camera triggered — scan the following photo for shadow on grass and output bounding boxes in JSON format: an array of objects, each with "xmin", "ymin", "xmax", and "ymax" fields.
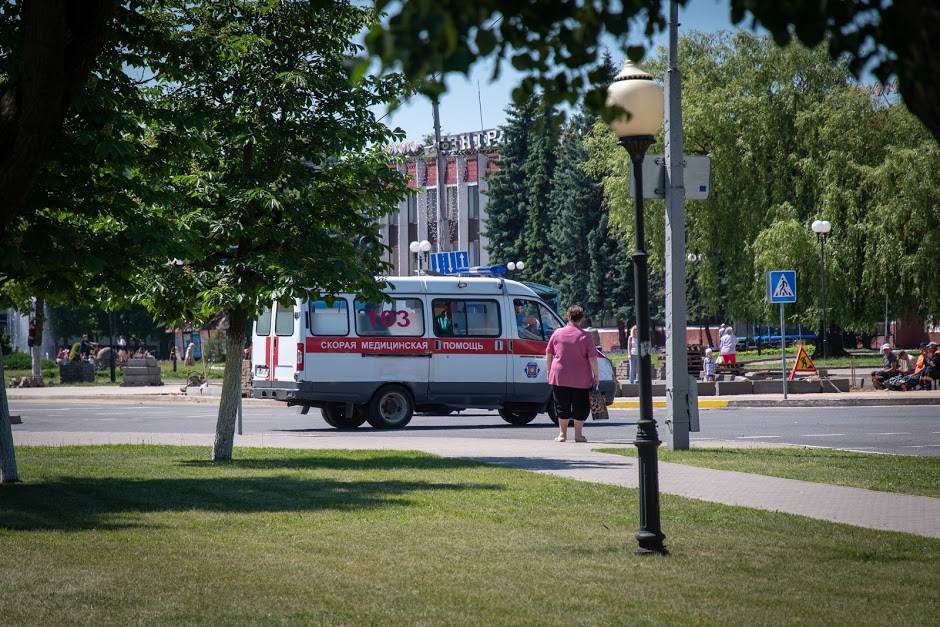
[
  {"xmin": 467, "ymin": 455, "xmax": 635, "ymax": 473},
  {"xmin": 0, "ymin": 454, "xmax": 502, "ymax": 532},
  {"xmin": 178, "ymin": 452, "xmax": 487, "ymax": 472}
]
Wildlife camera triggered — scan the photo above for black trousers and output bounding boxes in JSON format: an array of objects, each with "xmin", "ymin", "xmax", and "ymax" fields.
[{"xmin": 552, "ymin": 385, "xmax": 590, "ymax": 422}]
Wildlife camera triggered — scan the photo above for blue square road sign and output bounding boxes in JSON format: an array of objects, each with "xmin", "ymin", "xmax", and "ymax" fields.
[{"xmin": 766, "ymin": 270, "xmax": 797, "ymax": 304}]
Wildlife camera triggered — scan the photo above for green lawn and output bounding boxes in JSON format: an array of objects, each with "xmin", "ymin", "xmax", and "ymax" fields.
[
  {"xmin": 2, "ymin": 446, "xmax": 938, "ymax": 625},
  {"xmin": 599, "ymin": 447, "xmax": 940, "ymax": 498}
]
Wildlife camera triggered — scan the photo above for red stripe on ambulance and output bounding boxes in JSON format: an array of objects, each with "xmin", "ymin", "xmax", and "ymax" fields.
[{"xmin": 305, "ymin": 337, "xmax": 544, "ymax": 355}]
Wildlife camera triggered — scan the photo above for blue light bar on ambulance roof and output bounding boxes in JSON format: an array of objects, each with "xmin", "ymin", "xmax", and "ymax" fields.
[{"xmin": 460, "ymin": 265, "xmax": 507, "ymax": 276}]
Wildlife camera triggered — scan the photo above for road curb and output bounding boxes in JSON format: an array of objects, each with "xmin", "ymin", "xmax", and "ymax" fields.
[
  {"xmin": 610, "ymin": 396, "xmax": 940, "ymax": 409},
  {"xmin": 610, "ymin": 399, "xmax": 729, "ymax": 409}
]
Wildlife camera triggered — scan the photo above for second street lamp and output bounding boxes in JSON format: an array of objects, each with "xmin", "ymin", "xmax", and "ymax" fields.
[
  {"xmin": 811, "ymin": 220, "xmax": 831, "ymax": 359},
  {"xmin": 607, "ymin": 60, "xmax": 667, "ymax": 555},
  {"xmin": 409, "ymin": 239, "xmax": 432, "ymax": 273}
]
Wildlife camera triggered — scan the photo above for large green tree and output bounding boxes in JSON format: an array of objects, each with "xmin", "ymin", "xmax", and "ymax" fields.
[
  {"xmin": 547, "ymin": 111, "xmax": 634, "ymax": 330},
  {"xmin": 519, "ymin": 104, "xmax": 557, "ymax": 285},
  {"xmin": 133, "ymin": 1, "xmax": 408, "ymax": 461},
  {"xmin": 588, "ymin": 31, "xmax": 940, "ymax": 351},
  {"xmin": 1, "ymin": 1, "xmax": 410, "ymax": 480},
  {"xmin": 484, "ymin": 97, "xmax": 538, "ymax": 265}
]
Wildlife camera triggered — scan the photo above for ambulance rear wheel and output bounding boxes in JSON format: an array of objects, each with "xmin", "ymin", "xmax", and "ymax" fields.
[
  {"xmin": 367, "ymin": 385, "xmax": 414, "ymax": 429},
  {"xmin": 498, "ymin": 409, "xmax": 538, "ymax": 425},
  {"xmin": 321, "ymin": 406, "xmax": 366, "ymax": 430}
]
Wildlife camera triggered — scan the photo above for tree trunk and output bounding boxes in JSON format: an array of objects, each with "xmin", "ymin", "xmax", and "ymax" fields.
[
  {"xmin": 31, "ymin": 295, "xmax": 44, "ymax": 377},
  {"xmin": 212, "ymin": 307, "xmax": 248, "ymax": 462},
  {"xmin": 0, "ymin": 347, "xmax": 19, "ymax": 482},
  {"xmin": 617, "ymin": 319, "xmax": 626, "ymax": 349},
  {"xmin": 704, "ymin": 323, "xmax": 714, "ymax": 348}
]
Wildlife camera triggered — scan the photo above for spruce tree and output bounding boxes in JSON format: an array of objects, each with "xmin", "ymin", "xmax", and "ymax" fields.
[
  {"xmin": 484, "ymin": 98, "xmax": 538, "ymax": 265},
  {"xmin": 548, "ymin": 112, "xmax": 634, "ymax": 330},
  {"xmin": 519, "ymin": 102, "xmax": 558, "ymax": 285},
  {"xmin": 547, "ymin": 113, "xmax": 598, "ymax": 308}
]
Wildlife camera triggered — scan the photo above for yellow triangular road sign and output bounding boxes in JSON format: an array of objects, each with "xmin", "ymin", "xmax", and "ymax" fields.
[{"xmin": 788, "ymin": 345, "xmax": 818, "ymax": 380}]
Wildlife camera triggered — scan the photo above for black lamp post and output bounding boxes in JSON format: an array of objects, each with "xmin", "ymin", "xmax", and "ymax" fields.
[
  {"xmin": 811, "ymin": 220, "xmax": 831, "ymax": 359},
  {"xmin": 607, "ymin": 60, "xmax": 667, "ymax": 555}
]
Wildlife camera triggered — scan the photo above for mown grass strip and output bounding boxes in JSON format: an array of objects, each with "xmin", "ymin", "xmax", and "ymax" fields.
[
  {"xmin": 1, "ymin": 445, "xmax": 938, "ymax": 626},
  {"xmin": 599, "ymin": 446, "xmax": 940, "ymax": 498}
]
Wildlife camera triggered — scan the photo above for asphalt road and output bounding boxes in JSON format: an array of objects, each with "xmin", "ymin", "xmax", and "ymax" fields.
[{"xmin": 9, "ymin": 399, "xmax": 940, "ymax": 456}]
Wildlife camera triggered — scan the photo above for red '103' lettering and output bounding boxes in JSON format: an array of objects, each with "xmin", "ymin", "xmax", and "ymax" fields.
[{"xmin": 367, "ymin": 309, "xmax": 411, "ymax": 328}]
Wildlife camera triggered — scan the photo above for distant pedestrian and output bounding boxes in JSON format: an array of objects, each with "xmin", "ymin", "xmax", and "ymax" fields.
[
  {"xmin": 79, "ymin": 334, "xmax": 97, "ymax": 361},
  {"xmin": 719, "ymin": 325, "xmax": 737, "ymax": 365},
  {"xmin": 184, "ymin": 341, "xmax": 196, "ymax": 366},
  {"xmin": 627, "ymin": 325, "xmax": 639, "ymax": 384},
  {"xmin": 922, "ymin": 342, "xmax": 940, "ymax": 390},
  {"xmin": 871, "ymin": 343, "xmax": 899, "ymax": 389},
  {"xmin": 546, "ymin": 305, "xmax": 598, "ymax": 443},
  {"xmin": 702, "ymin": 348, "xmax": 716, "ymax": 381}
]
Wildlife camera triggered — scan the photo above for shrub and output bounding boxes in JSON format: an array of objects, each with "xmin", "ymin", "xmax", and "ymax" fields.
[
  {"xmin": 2, "ymin": 351, "xmax": 32, "ymax": 370},
  {"xmin": 69, "ymin": 342, "xmax": 81, "ymax": 362}
]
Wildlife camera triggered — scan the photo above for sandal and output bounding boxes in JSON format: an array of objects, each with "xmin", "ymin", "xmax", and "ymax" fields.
[
  {"xmin": 574, "ymin": 436, "xmax": 588, "ymax": 443},
  {"xmin": 554, "ymin": 435, "xmax": 567, "ymax": 442}
]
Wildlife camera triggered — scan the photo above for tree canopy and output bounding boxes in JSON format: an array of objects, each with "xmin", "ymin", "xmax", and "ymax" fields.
[{"xmin": 365, "ymin": 0, "xmax": 940, "ymax": 147}]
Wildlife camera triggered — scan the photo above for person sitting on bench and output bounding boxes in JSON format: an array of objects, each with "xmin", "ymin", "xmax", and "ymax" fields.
[{"xmin": 871, "ymin": 343, "xmax": 899, "ymax": 390}]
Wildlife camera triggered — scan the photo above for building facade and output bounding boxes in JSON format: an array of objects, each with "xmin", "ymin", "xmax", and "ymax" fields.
[{"xmin": 381, "ymin": 130, "xmax": 501, "ymax": 276}]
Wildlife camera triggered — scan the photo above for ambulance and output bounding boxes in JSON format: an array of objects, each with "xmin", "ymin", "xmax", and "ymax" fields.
[{"xmin": 249, "ymin": 275, "xmax": 617, "ymax": 429}]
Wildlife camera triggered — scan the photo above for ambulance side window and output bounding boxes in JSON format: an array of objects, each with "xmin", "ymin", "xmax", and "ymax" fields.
[
  {"xmin": 433, "ymin": 299, "xmax": 501, "ymax": 338},
  {"xmin": 354, "ymin": 298, "xmax": 424, "ymax": 337},
  {"xmin": 309, "ymin": 300, "xmax": 349, "ymax": 336},
  {"xmin": 513, "ymin": 299, "xmax": 560, "ymax": 341},
  {"xmin": 255, "ymin": 307, "xmax": 272, "ymax": 337},
  {"xmin": 274, "ymin": 302, "xmax": 295, "ymax": 336}
]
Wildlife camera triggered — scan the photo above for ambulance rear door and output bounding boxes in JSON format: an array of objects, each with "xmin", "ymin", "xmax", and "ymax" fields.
[
  {"xmin": 251, "ymin": 306, "xmax": 272, "ymax": 384},
  {"xmin": 254, "ymin": 300, "xmax": 301, "ymax": 384}
]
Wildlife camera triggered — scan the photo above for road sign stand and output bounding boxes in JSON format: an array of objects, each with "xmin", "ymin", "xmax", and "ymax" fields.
[
  {"xmin": 779, "ymin": 303, "xmax": 787, "ymax": 399},
  {"xmin": 767, "ymin": 270, "xmax": 797, "ymax": 399}
]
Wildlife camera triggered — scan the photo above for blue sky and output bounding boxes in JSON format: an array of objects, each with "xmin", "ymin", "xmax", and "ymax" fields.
[{"xmin": 378, "ymin": 1, "xmax": 759, "ymax": 142}]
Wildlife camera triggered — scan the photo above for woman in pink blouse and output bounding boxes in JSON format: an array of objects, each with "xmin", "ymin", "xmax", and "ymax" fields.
[{"xmin": 546, "ymin": 305, "xmax": 599, "ymax": 443}]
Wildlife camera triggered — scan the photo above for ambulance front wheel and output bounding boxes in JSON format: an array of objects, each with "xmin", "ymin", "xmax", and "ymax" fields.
[
  {"xmin": 498, "ymin": 409, "xmax": 538, "ymax": 425},
  {"xmin": 321, "ymin": 406, "xmax": 367, "ymax": 430},
  {"xmin": 366, "ymin": 384, "xmax": 414, "ymax": 429}
]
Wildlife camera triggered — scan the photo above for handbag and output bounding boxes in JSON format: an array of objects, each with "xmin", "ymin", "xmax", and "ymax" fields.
[{"xmin": 589, "ymin": 385, "xmax": 609, "ymax": 420}]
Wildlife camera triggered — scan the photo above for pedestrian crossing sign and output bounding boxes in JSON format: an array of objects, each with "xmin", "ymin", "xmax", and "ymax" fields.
[
  {"xmin": 788, "ymin": 345, "xmax": 818, "ymax": 380},
  {"xmin": 766, "ymin": 270, "xmax": 797, "ymax": 303}
]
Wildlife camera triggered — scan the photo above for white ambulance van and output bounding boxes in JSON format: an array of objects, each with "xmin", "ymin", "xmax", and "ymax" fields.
[{"xmin": 249, "ymin": 276, "xmax": 617, "ymax": 429}]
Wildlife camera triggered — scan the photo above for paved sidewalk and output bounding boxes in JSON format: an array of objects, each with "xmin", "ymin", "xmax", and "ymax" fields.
[{"xmin": 12, "ymin": 429, "xmax": 940, "ymax": 540}]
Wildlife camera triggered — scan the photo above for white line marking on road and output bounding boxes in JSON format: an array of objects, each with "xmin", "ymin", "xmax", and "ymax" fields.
[
  {"xmin": 735, "ymin": 435, "xmax": 782, "ymax": 439},
  {"xmin": 867, "ymin": 432, "xmax": 909, "ymax": 436},
  {"xmin": 801, "ymin": 433, "xmax": 847, "ymax": 437},
  {"xmin": 95, "ymin": 413, "xmax": 125, "ymax": 416},
  {"xmin": 903, "ymin": 444, "xmax": 940, "ymax": 449}
]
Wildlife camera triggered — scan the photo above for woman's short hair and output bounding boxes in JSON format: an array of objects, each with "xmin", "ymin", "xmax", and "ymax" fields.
[{"xmin": 567, "ymin": 305, "xmax": 585, "ymax": 323}]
